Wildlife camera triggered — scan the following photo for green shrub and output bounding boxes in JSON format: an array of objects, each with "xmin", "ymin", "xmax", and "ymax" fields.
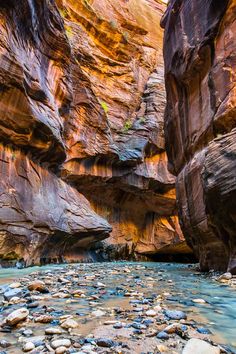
[
  {"xmin": 123, "ymin": 119, "xmax": 132, "ymax": 132},
  {"xmin": 65, "ymin": 25, "xmax": 73, "ymax": 39},
  {"xmin": 100, "ymin": 101, "xmax": 108, "ymax": 114}
]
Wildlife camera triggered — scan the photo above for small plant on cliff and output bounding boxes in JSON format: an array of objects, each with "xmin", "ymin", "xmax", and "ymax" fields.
[
  {"xmin": 59, "ymin": 7, "xmax": 69, "ymax": 19},
  {"xmin": 123, "ymin": 119, "xmax": 132, "ymax": 132},
  {"xmin": 122, "ymin": 31, "xmax": 129, "ymax": 43},
  {"xmin": 65, "ymin": 25, "xmax": 73, "ymax": 40},
  {"xmin": 110, "ymin": 20, "xmax": 117, "ymax": 29},
  {"xmin": 100, "ymin": 101, "xmax": 109, "ymax": 114},
  {"xmin": 139, "ymin": 116, "xmax": 146, "ymax": 124},
  {"xmin": 11, "ymin": 152, "xmax": 16, "ymax": 161}
]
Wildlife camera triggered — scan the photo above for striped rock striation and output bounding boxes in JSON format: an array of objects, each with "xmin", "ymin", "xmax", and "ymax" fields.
[
  {"xmin": 0, "ymin": 0, "xmax": 190, "ymax": 265},
  {"xmin": 162, "ymin": 0, "xmax": 236, "ymax": 272}
]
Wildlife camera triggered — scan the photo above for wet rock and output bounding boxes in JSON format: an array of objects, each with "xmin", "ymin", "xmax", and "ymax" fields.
[
  {"xmin": 55, "ymin": 347, "xmax": 68, "ymax": 354},
  {"xmin": 96, "ymin": 338, "xmax": 115, "ymax": 348},
  {"xmin": 35, "ymin": 315, "xmax": 53, "ymax": 323},
  {"xmin": 27, "ymin": 301, "xmax": 39, "ymax": 309},
  {"xmin": 192, "ymin": 299, "xmax": 206, "ymax": 304},
  {"xmin": 164, "ymin": 310, "xmax": 187, "ymax": 320},
  {"xmin": 197, "ymin": 327, "xmax": 212, "ymax": 335},
  {"xmin": 61, "ymin": 318, "xmax": 79, "ymax": 329},
  {"xmin": 182, "ymin": 339, "xmax": 220, "ymax": 354},
  {"xmin": 145, "ymin": 310, "xmax": 157, "ymax": 317},
  {"xmin": 163, "ymin": 323, "xmax": 181, "ymax": 334},
  {"xmin": 22, "ymin": 329, "xmax": 33, "ymax": 337},
  {"xmin": 91, "ymin": 310, "xmax": 105, "ymax": 317},
  {"xmin": 5, "ymin": 308, "xmax": 29, "ymax": 326},
  {"xmin": 157, "ymin": 331, "xmax": 169, "ymax": 340},
  {"xmin": 0, "ymin": 340, "xmax": 10, "ymax": 348},
  {"xmin": 45, "ymin": 327, "xmax": 63, "ymax": 335},
  {"xmin": 9, "ymin": 282, "xmax": 22, "ymax": 289},
  {"xmin": 217, "ymin": 273, "xmax": 232, "ymax": 283},
  {"xmin": 113, "ymin": 322, "xmax": 123, "ymax": 329},
  {"xmin": 28, "ymin": 281, "xmax": 49, "ymax": 293},
  {"xmin": 51, "ymin": 339, "xmax": 71, "ymax": 349},
  {"xmin": 3, "ymin": 288, "xmax": 22, "ymax": 301},
  {"xmin": 131, "ymin": 323, "xmax": 147, "ymax": 330},
  {"xmin": 22, "ymin": 342, "xmax": 35, "ymax": 352}
]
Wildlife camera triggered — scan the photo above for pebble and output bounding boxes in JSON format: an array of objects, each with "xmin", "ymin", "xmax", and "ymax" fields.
[
  {"xmin": 0, "ymin": 340, "xmax": 10, "ymax": 348},
  {"xmin": 192, "ymin": 298, "xmax": 206, "ymax": 304},
  {"xmin": 96, "ymin": 338, "xmax": 115, "ymax": 348},
  {"xmin": 22, "ymin": 329, "xmax": 33, "ymax": 337},
  {"xmin": 9, "ymin": 282, "xmax": 22, "ymax": 289},
  {"xmin": 197, "ymin": 327, "xmax": 211, "ymax": 334},
  {"xmin": 145, "ymin": 309, "xmax": 157, "ymax": 317},
  {"xmin": 35, "ymin": 315, "xmax": 53, "ymax": 323},
  {"xmin": 164, "ymin": 309, "xmax": 187, "ymax": 320},
  {"xmin": 22, "ymin": 342, "xmax": 35, "ymax": 352},
  {"xmin": 157, "ymin": 331, "xmax": 169, "ymax": 340},
  {"xmin": 28, "ymin": 280, "xmax": 48, "ymax": 292},
  {"xmin": 51, "ymin": 339, "xmax": 71, "ymax": 349},
  {"xmin": 61, "ymin": 318, "xmax": 79, "ymax": 329},
  {"xmin": 5, "ymin": 308, "xmax": 29, "ymax": 326},
  {"xmin": 217, "ymin": 272, "xmax": 232, "ymax": 282},
  {"xmin": 91, "ymin": 310, "xmax": 105, "ymax": 317},
  {"xmin": 45, "ymin": 327, "xmax": 63, "ymax": 335},
  {"xmin": 55, "ymin": 346, "xmax": 68, "ymax": 354},
  {"xmin": 3, "ymin": 288, "xmax": 22, "ymax": 301},
  {"xmin": 113, "ymin": 322, "xmax": 123, "ymax": 329},
  {"xmin": 182, "ymin": 338, "xmax": 220, "ymax": 354}
]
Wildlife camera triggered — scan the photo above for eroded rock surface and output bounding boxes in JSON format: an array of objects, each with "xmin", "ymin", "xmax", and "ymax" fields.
[
  {"xmin": 0, "ymin": 146, "xmax": 111, "ymax": 265},
  {"xmin": 0, "ymin": 0, "xmax": 189, "ymax": 263},
  {"xmin": 162, "ymin": 0, "xmax": 236, "ymax": 272},
  {"xmin": 58, "ymin": 0, "xmax": 188, "ymax": 259}
]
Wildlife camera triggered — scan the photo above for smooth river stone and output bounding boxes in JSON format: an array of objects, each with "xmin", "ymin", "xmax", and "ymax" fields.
[
  {"xmin": 183, "ymin": 339, "xmax": 220, "ymax": 354},
  {"xmin": 5, "ymin": 308, "xmax": 29, "ymax": 326}
]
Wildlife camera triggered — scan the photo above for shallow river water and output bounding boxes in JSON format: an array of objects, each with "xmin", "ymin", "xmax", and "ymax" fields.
[{"xmin": 0, "ymin": 262, "xmax": 235, "ymax": 353}]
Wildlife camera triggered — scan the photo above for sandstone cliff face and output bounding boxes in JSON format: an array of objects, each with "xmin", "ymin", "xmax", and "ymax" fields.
[
  {"xmin": 162, "ymin": 0, "xmax": 236, "ymax": 272},
  {"xmin": 0, "ymin": 0, "xmax": 189, "ymax": 265},
  {"xmin": 0, "ymin": 0, "xmax": 111, "ymax": 265},
  {"xmin": 58, "ymin": 0, "xmax": 189, "ymax": 259}
]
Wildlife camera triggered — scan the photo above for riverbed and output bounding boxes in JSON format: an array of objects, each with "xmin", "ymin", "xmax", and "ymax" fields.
[{"xmin": 0, "ymin": 262, "xmax": 235, "ymax": 353}]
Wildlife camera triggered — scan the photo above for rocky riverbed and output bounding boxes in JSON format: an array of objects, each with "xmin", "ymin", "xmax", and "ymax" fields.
[{"xmin": 0, "ymin": 262, "xmax": 235, "ymax": 354}]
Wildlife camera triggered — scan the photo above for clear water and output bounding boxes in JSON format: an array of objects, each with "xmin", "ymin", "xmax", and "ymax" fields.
[{"xmin": 0, "ymin": 262, "xmax": 235, "ymax": 350}]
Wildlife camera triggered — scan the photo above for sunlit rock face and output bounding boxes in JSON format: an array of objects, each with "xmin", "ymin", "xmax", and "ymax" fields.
[
  {"xmin": 58, "ymin": 0, "xmax": 189, "ymax": 258},
  {"xmin": 0, "ymin": 0, "xmax": 111, "ymax": 265},
  {"xmin": 0, "ymin": 146, "xmax": 111, "ymax": 266},
  {"xmin": 0, "ymin": 0, "xmax": 189, "ymax": 264},
  {"xmin": 162, "ymin": 0, "xmax": 236, "ymax": 272}
]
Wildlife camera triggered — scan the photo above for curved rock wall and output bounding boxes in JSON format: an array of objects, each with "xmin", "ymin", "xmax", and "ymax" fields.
[
  {"xmin": 58, "ymin": 0, "xmax": 189, "ymax": 259},
  {"xmin": 162, "ymin": 0, "xmax": 236, "ymax": 272},
  {"xmin": 0, "ymin": 0, "xmax": 111, "ymax": 265},
  {"xmin": 0, "ymin": 0, "xmax": 190, "ymax": 264}
]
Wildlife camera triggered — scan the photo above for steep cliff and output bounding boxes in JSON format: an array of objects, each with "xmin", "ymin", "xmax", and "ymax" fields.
[
  {"xmin": 0, "ymin": 0, "xmax": 190, "ymax": 265},
  {"xmin": 57, "ymin": 0, "xmax": 189, "ymax": 259},
  {"xmin": 162, "ymin": 0, "xmax": 236, "ymax": 272}
]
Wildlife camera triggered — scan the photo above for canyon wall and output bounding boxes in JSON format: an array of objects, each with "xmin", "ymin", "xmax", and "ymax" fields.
[
  {"xmin": 162, "ymin": 0, "xmax": 236, "ymax": 272},
  {"xmin": 0, "ymin": 0, "xmax": 190, "ymax": 265}
]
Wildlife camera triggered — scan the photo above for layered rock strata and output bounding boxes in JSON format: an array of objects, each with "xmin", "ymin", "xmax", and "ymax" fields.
[
  {"xmin": 0, "ymin": 0, "xmax": 190, "ymax": 264},
  {"xmin": 0, "ymin": 0, "xmax": 111, "ymax": 265},
  {"xmin": 162, "ymin": 0, "xmax": 236, "ymax": 272},
  {"xmin": 59, "ymin": 0, "xmax": 189, "ymax": 259}
]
